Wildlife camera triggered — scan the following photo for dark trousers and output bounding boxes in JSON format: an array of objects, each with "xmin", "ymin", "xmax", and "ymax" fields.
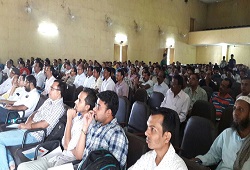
[{"xmin": 0, "ymin": 106, "xmax": 19, "ymax": 123}]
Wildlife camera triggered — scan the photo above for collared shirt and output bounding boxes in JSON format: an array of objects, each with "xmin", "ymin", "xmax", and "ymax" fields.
[
  {"xmin": 0, "ymin": 77, "xmax": 12, "ymax": 94},
  {"xmin": 129, "ymin": 144, "xmax": 188, "ymax": 170},
  {"xmin": 142, "ymin": 79, "xmax": 154, "ymax": 96},
  {"xmin": 31, "ymin": 97, "xmax": 65, "ymax": 141},
  {"xmin": 114, "ymin": 80, "xmax": 129, "ymax": 98},
  {"xmin": 82, "ymin": 118, "xmax": 128, "ymax": 167},
  {"xmin": 184, "ymin": 85, "xmax": 207, "ymax": 110},
  {"xmin": 83, "ymin": 75, "xmax": 95, "ymax": 88},
  {"xmin": 160, "ymin": 89, "xmax": 190, "ymax": 122},
  {"xmin": 153, "ymin": 81, "xmax": 169, "ymax": 97},
  {"xmin": 196, "ymin": 128, "xmax": 245, "ymax": 170},
  {"xmin": 124, "ymin": 77, "xmax": 133, "ymax": 89},
  {"xmin": 61, "ymin": 113, "xmax": 84, "ymax": 158},
  {"xmin": 42, "ymin": 76, "xmax": 56, "ymax": 95},
  {"xmin": 100, "ymin": 77, "xmax": 115, "ymax": 92},
  {"xmin": 66, "ymin": 75, "xmax": 76, "ymax": 86},
  {"xmin": 34, "ymin": 71, "xmax": 46, "ymax": 89},
  {"xmin": 91, "ymin": 76, "xmax": 103, "ymax": 92},
  {"xmin": 8, "ymin": 87, "xmax": 28, "ymax": 101},
  {"xmin": 74, "ymin": 73, "xmax": 86, "ymax": 88},
  {"xmin": 210, "ymin": 92, "xmax": 234, "ymax": 119},
  {"xmin": 13, "ymin": 88, "xmax": 40, "ymax": 117}
]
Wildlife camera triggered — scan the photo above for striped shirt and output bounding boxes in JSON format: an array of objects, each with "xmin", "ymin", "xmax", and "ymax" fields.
[
  {"xmin": 31, "ymin": 98, "xmax": 65, "ymax": 141},
  {"xmin": 210, "ymin": 92, "xmax": 234, "ymax": 119}
]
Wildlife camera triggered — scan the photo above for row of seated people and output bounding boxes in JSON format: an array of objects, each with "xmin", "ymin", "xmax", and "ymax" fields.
[
  {"xmin": 1, "ymin": 84, "xmax": 250, "ymax": 170},
  {"xmin": 0, "ymin": 68, "xmax": 249, "ymax": 169}
]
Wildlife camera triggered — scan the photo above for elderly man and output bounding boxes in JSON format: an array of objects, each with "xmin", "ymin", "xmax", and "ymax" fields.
[
  {"xmin": 18, "ymin": 88, "xmax": 97, "ymax": 170},
  {"xmin": 0, "ymin": 75, "xmax": 40, "ymax": 123},
  {"xmin": 74, "ymin": 64, "xmax": 86, "ymax": 88},
  {"xmin": 153, "ymin": 70, "xmax": 169, "ymax": 97},
  {"xmin": 129, "ymin": 108, "xmax": 188, "ymax": 169},
  {"xmin": 193, "ymin": 95, "xmax": 250, "ymax": 170},
  {"xmin": 0, "ymin": 79, "xmax": 66, "ymax": 170}
]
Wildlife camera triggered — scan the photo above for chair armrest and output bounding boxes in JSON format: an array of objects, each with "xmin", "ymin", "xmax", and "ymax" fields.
[
  {"xmin": 34, "ymin": 140, "xmax": 61, "ymax": 160},
  {"xmin": 22, "ymin": 128, "xmax": 47, "ymax": 148}
]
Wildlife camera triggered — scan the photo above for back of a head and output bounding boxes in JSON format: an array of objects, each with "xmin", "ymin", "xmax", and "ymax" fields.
[{"xmin": 97, "ymin": 90, "xmax": 119, "ymax": 117}]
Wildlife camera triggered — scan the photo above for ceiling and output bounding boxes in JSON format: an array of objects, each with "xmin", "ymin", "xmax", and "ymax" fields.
[{"xmin": 199, "ymin": 0, "xmax": 229, "ymax": 3}]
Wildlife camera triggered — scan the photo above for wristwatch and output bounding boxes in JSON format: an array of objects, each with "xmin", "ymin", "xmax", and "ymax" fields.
[{"xmin": 195, "ymin": 159, "xmax": 202, "ymax": 165}]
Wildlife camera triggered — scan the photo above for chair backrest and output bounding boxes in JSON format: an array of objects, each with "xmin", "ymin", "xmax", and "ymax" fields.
[
  {"xmin": 170, "ymin": 109, "xmax": 180, "ymax": 147},
  {"xmin": 115, "ymin": 96, "xmax": 130, "ymax": 126},
  {"xmin": 179, "ymin": 116, "xmax": 217, "ymax": 159},
  {"xmin": 34, "ymin": 95, "xmax": 48, "ymax": 111},
  {"xmin": 148, "ymin": 91, "xmax": 164, "ymax": 110},
  {"xmin": 218, "ymin": 106, "xmax": 233, "ymax": 134},
  {"xmin": 127, "ymin": 101, "xmax": 150, "ymax": 133},
  {"xmin": 201, "ymin": 86, "xmax": 213, "ymax": 101},
  {"xmin": 126, "ymin": 131, "xmax": 149, "ymax": 168},
  {"xmin": 134, "ymin": 88, "xmax": 148, "ymax": 103},
  {"xmin": 190, "ymin": 100, "xmax": 216, "ymax": 124},
  {"xmin": 64, "ymin": 84, "xmax": 76, "ymax": 108}
]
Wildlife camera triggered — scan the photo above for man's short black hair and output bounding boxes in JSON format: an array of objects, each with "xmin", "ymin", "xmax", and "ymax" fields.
[
  {"xmin": 93, "ymin": 67, "xmax": 101, "ymax": 74},
  {"xmin": 117, "ymin": 69, "xmax": 125, "ymax": 78},
  {"xmin": 173, "ymin": 75, "xmax": 184, "ymax": 89},
  {"xmin": 35, "ymin": 61, "xmax": 43, "ymax": 71},
  {"xmin": 97, "ymin": 90, "xmax": 119, "ymax": 117},
  {"xmin": 151, "ymin": 107, "xmax": 176, "ymax": 135},
  {"xmin": 54, "ymin": 79, "xmax": 66, "ymax": 98},
  {"xmin": 105, "ymin": 67, "xmax": 112, "ymax": 75},
  {"xmin": 26, "ymin": 75, "xmax": 37, "ymax": 87},
  {"xmin": 82, "ymin": 88, "xmax": 97, "ymax": 110}
]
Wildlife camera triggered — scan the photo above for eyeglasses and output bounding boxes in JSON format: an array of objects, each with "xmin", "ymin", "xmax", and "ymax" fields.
[{"xmin": 50, "ymin": 86, "xmax": 60, "ymax": 91}]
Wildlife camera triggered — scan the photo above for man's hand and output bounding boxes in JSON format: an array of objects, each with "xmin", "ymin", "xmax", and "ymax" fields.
[
  {"xmin": 67, "ymin": 108, "xmax": 77, "ymax": 120},
  {"xmin": 18, "ymin": 123, "xmax": 30, "ymax": 129},
  {"xmin": 82, "ymin": 110, "xmax": 94, "ymax": 131}
]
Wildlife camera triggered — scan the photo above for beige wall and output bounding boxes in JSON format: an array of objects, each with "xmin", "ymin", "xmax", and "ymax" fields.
[
  {"xmin": 206, "ymin": 0, "xmax": 250, "ymax": 29},
  {"xmin": 0, "ymin": 0, "xmax": 207, "ymax": 65},
  {"xmin": 196, "ymin": 46, "xmax": 222, "ymax": 64}
]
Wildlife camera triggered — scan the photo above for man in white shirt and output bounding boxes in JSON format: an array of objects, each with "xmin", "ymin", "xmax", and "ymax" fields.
[
  {"xmin": 139, "ymin": 70, "xmax": 154, "ymax": 96},
  {"xmin": 74, "ymin": 64, "xmax": 86, "ymax": 88},
  {"xmin": 100, "ymin": 67, "xmax": 115, "ymax": 92},
  {"xmin": 92, "ymin": 67, "xmax": 103, "ymax": 92},
  {"xmin": 41, "ymin": 65, "xmax": 56, "ymax": 96},
  {"xmin": 33, "ymin": 61, "xmax": 46, "ymax": 90},
  {"xmin": 129, "ymin": 108, "xmax": 188, "ymax": 170},
  {"xmin": 83, "ymin": 66, "xmax": 95, "ymax": 88},
  {"xmin": 153, "ymin": 70, "xmax": 169, "ymax": 97},
  {"xmin": 160, "ymin": 75, "xmax": 190, "ymax": 123},
  {"xmin": 0, "ymin": 75, "xmax": 40, "ymax": 123},
  {"xmin": 0, "ymin": 67, "xmax": 20, "ymax": 95},
  {"xmin": 18, "ymin": 88, "xmax": 97, "ymax": 170}
]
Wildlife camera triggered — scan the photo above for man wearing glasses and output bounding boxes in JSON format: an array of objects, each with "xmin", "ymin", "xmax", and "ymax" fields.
[
  {"xmin": 0, "ymin": 79, "xmax": 66, "ymax": 170},
  {"xmin": 74, "ymin": 64, "xmax": 86, "ymax": 88},
  {"xmin": 0, "ymin": 75, "xmax": 40, "ymax": 123}
]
